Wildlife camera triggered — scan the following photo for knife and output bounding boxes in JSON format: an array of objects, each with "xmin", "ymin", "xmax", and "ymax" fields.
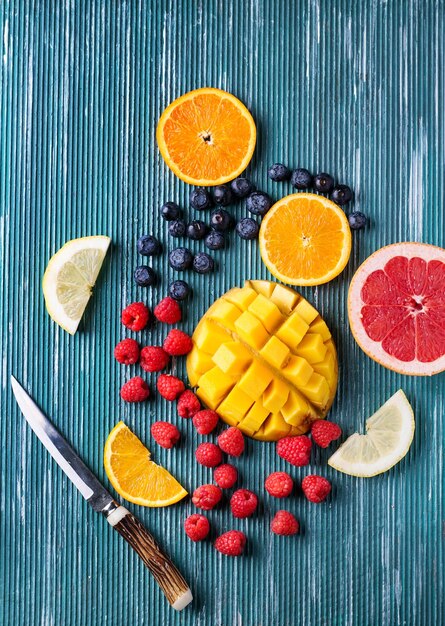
[{"xmin": 10, "ymin": 375, "xmax": 193, "ymax": 611}]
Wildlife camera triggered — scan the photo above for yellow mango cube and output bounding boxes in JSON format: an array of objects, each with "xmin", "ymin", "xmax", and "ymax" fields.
[
  {"xmin": 217, "ymin": 386, "xmax": 255, "ymax": 425},
  {"xmin": 247, "ymin": 279, "xmax": 275, "ymax": 297},
  {"xmin": 310, "ymin": 318, "xmax": 332, "ymax": 341},
  {"xmin": 197, "ymin": 367, "xmax": 235, "ymax": 403},
  {"xmin": 224, "ymin": 286, "xmax": 257, "ymax": 310},
  {"xmin": 212, "ymin": 341, "xmax": 252, "ymax": 375},
  {"xmin": 282, "ymin": 355, "xmax": 313, "ymax": 387},
  {"xmin": 270, "ymin": 284, "xmax": 299, "ymax": 314},
  {"xmin": 256, "ymin": 413, "xmax": 291, "ymax": 441},
  {"xmin": 207, "ymin": 300, "xmax": 242, "ymax": 331},
  {"xmin": 295, "ymin": 333, "xmax": 327, "ymax": 364},
  {"xmin": 299, "ymin": 372, "xmax": 330, "ymax": 408},
  {"xmin": 295, "ymin": 299, "xmax": 319, "ymax": 324},
  {"xmin": 248, "ymin": 294, "xmax": 284, "ymax": 333},
  {"xmin": 234, "ymin": 311, "xmax": 269, "ymax": 350},
  {"xmin": 263, "ymin": 378, "xmax": 290, "ymax": 413},
  {"xmin": 194, "ymin": 320, "xmax": 232, "ymax": 354},
  {"xmin": 238, "ymin": 361, "xmax": 273, "ymax": 399},
  {"xmin": 196, "ymin": 387, "xmax": 222, "ymax": 411},
  {"xmin": 239, "ymin": 401, "xmax": 270, "ymax": 434},
  {"xmin": 276, "ymin": 312, "xmax": 309, "ymax": 349},
  {"xmin": 313, "ymin": 350, "xmax": 338, "ymax": 390},
  {"xmin": 187, "ymin": 348, "xmax": 215, "ymax": 386},
  {"xmin": 260, "ymin": 335, "xmax": 291, "ymax": 370},
  {"xmin": 281, "ymin": 390, "xmax": 316, "ymax": 426}
]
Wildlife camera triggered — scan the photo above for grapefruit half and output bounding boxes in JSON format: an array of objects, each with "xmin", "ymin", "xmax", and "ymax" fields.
[{"xmin": 348, "ymin": 242, "xmax": 445, "ymax": 376}]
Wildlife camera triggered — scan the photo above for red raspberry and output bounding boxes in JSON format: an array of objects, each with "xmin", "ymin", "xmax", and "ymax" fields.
[
  {"xmin": 214, "ymin": 464, "xmax": 238, "ymax": 489},
  {"xmin": 276, "ymin": 435, "xmax": 312, "ymax": 467},
  {"xmin": 157, "ymin": 374, "xmax": 185, "ymax": 401},
  {"xmin": 214, "ymin": 530, "xmax": 246, "ymax": 556},
  {"xmin": 150, "ymin": 421, "xmax": 180, "ymax": 449},
  {"xmin": 217, "ymin": 427, "xmax": 245, "ymax": 457},
  {"xmin": 154, "ymin": 297, "xmax": 182, "ymax": 324},
  {"xmin": 270, "ymin": 510, "xmax": 300, "ymax": 536},
  {"xmin": 184, "ymin": 514, "xmax": 210, "ymax": 542},
  {"xmin": 302, "ymin": 475, "xmax": 332, "ymax": 503},
  {"xmin": 195, "ymin": 443, "xmax": 223, "ymax": 468},
  {"xmin": 121, "ymin": 302, "xmax": 150, "ymax": 331},
  {"xmin": 265, "ymin": 472, "xmax": 293, "ymax": 498},
  {"xmin": 192, "ymin": 484, "xmax": 222, "ymax": 510},
  {"xmin": 311, "ymin": 420, "xmax": 342, "ymax": 448},
  {"xmin": 120, "ymin": 376, "xmax": 150, "ymax": 402},
  {"xmin": 230, "ymin": 489, "xmax": 258, "ymax": 518},
  {"xmin": 114, "ymin": 338, "xmax": 140, "ymax": 365},
  {"xmin": 163, "ymin": 329, "xmax": 193, "ymax": 356},
  {"xmin": 192, "ymin": 409, "xmax": 220, "ymax": 435},
  {"xmin": 140, "ymin": 346, "xmax": 169, "ymax": 372},
  {"xmin": 177, "ymin": 390, "xmax": 201, "ymax": 418}
]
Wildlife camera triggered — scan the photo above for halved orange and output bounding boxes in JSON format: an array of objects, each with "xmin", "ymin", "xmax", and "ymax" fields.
[
  {"xmin": 259, "ymin": 193, "xmax": 352, "ymax": 286},
  {"xmin": 156, "ymin": 87, "xmax": 256, "ymax": 186},
  {"xmin": 104, "ymin": 421, "xmax": 187, "ymax": 507}
]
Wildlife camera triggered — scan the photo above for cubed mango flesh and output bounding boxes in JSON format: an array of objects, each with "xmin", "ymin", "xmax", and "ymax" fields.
[
  {"xmin": 194, "ymin": 320, "xmax": 232, "ymax": 354},
  {"xmin": 262, "ymin": 378, "xmax": 290, "ymax": 413},
  {"xmin": 256, "ymin": 413, "xmax": 291, "ymax": 441},
  {"xmin": 234, "ymin": 311, "xmax": 269, "ymax": 350},
  {"xmin": 212, "ymin": 341, "xmax": 252, "ymax": 375},
  {"xmin": 207, "ymin": 300, "xmax": 242, "ymax": 330},
  {"xmin": 187, "ymin": 348, "xmax": 215, "ymax": 386},
  {"xmin": 224, "ymin": 286, "xmax": 257, "ymax": 310},
  {"xmin": 248, "ymin": 294, "xmax": 284, "ymax": 333},
  {"xmin": 217, "ymin": 386, "xmax": 255, "ymax": 425},
  {"xmin": 270, "ymin": 284, "xmax": 299, "ymax": 314},
  {"xmin": 239, "ymin": 401, "xmax": 270, "ymax": 434},
  {"xmin": 295, "ymin": 299, "xmax": 319, "ymax": 324},
  {"xmin": 282, "ymin": 355, "xmax": 313, "ymax": 387},
  {"xmin": 310, "ymin": 318, "xmax": 332, "ymax": 341},
  {"xmin": 247, "ymin": 279, "xmax": 275, "ymax": 298},
  {"xmin": 197, "ymin": 367, "xmax": 235, "ymax": 403},
  {"xmin": 238, "ymin": 360, "xmax": 273, "ymax": 399},
  {"xmin": 281, "ymin": 389, "xmax": 317, "ymax": 426},
  {"xmin": 276, "ymin": 312, "xmax": 309, "ymax": 349},
  {"xmin": 295, "ymin": 333, "xmax": 327, "ymax": 364},
  {"xmin": 299, "ymin": 372, "xmax": 330, "ymax": 408},
  {"xmin": 260, "ymin": 335, "xmax": 291, "ymax": 370}
]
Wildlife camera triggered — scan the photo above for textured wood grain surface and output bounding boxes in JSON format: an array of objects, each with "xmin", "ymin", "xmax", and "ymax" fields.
[{"xmin": 0, "ymin": 1, "xmax": 444, "ymax": 625}]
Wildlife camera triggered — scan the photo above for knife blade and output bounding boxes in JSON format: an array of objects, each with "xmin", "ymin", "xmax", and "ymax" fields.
[{"xmin": 11, "ymin": 375, "xmax": 192, "ymax": 611}]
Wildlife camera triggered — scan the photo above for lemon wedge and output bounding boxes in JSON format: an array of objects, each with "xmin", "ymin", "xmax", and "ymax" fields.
[
  {"xmin": 328, "ymin": 390, "xmax": 415, "ymax": 477},
  {"xmin": 42, "ymin": 236, "xmax": 111, "ymax": 335}
]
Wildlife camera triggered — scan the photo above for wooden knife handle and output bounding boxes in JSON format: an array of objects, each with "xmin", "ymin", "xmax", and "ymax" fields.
[{"xmin": 106, "ymin": 505, "xmax": 192, "ymax": 611}]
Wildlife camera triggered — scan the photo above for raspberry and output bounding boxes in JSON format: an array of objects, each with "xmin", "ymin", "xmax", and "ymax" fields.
[
  {"xmin": 214, "ymin": 530, "xmax": 246, "ymax": 556},
  {"xmin": 230, "ymin": 489, "xmax": 258, "ymax": 518},
  {"xmin": 140, "ymin": 346, "xmax": 169, "ymax": 372},
  {"xmin": 184, "ymin": 514, "xmax": 210, "ymax": 542},
  {"xmin": 192, "ymin": 484, "xmax": 222, "ymax": 510},
  {"xmin": 302, "ymin": 475, "xmax": 332, "ymax": 503},
  {"xmin": 265, "ymin": 472, "xmax": 293, "ymax": 498},
  {"xmin": 192, "ymin": 409, "xmax": 220, "ymax": 435},
  {"xmin": 195, "ymin": 443, "xmax": 223, "ymax": 468},
  {"xmin": 276, "ymin": 435, "xmax": 312, "ymax": 467},
  {"xmin": 153, "ymin": 297, "xmax": 182, "ymax": 324},
  {"xmin": 217, "ymin": 427, "xmax": 245, "ymax": 457},
  {"xmin": 163, "ymin": 329, "xmax": 193, "ymax": 356},
  {"xmin": 114, "ymin": 338, "xmax": 140, "ymax": 365},
  {"xmin": 156, "ymin": 374, "xmax": 185, "ymax": 401},
  {"xmin": 120, "ymin": 376, "xmax": 150, "ymax": 402},
  {"xmin": 177, "ymin": 390, "xmax": 201, "ymax": 418},
  {"xmin": 121, "ymin": 302, "xmax": 150, "ymax": 331},
  {"xmin": 311, "ymin": 420, "xmax": 342, "ymax": 448},
  {"xmin": 150, "ymin": 422, "xmax": 180, "ymax": 449},
  {"xmin": 270, "ymin": 510, "xmax": 300, "ymax": 536},
  {"xmin": 214, "ymin": 464, "xmax": 238, "ymax": 489}
]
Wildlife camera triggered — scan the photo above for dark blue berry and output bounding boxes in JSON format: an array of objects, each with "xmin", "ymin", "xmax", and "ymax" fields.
[
  {"xmin": 169, "ymin": 247, "xmax": 193, "ymax": 271},
  {"xmin": 230, "ymin": 177, "xmax": 255, "ymax": 198},
  {"xmin": 134, "ymin": 265, "xmax": 157, "ymax": 287},
  {"xmin": 236, "ymin": 218, "xmax": 260, "ymax": 240},
  {"xmin": 137, "ymin": 235, "xmax": 161, "ymax": 256},
  {"xmin": 331, "ymin": 185, "xmax": 353, "ymax": 206},
  {"xmin": 348, "ymin": 211, "xmax": 367, "ymax": 230},
  {"xmin": 193, "ymin": 252, "xmax": 214, "ymax": 274},
  {"xmin": 161, "ymin": 202, "xmax": 182, "ymax": 221},
  {"xmin": 212, "ymin": 185, "xmax": 233, "ymax": 206},
  {"xmin": 210, "ymin": 209, "xmax": 234, "ymax": 232},
  {"xmin": 290, "ymin": 168, "xmax": 313, "ymax": 189},
  {"xmin": 168, "ymin": 220, "xmax": 186, "ymax": 237},
  {"xmin": 246, "ymin": 191, "xmax": 273, "ymax": 216},
  {"xmin": 190, "ymin": 188, "xmax": 212, "ymax": 210},
  {"xmin": 205, "ymin": 231, "xmax": 226, "ymax": 250},
  {"xmin": 314, "ymin": 173, "xmax": 335, "ymax": 193},
  {"xmin": 169, "ymin": 280, "xmax": 191, "ymax": 301},
  {"xmin": 186, "ymin": 220, "xmax": 208, "ymax": 240},
  {"xmin": 268, "ymin": 163, "xmax": 290, "ymax": 182}
]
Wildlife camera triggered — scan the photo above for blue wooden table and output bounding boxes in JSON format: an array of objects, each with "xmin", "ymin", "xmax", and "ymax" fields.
[{"xmin": 1, "ymin": 1, "xmax": 444, "ymax": 624}]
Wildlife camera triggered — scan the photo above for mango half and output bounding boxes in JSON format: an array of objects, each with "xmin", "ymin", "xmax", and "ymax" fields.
[{"xmin": 186, "ymin": 280, "xmax": 338, "ymax": 441}]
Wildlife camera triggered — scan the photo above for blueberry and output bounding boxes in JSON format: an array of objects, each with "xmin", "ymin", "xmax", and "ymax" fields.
[
  {"xmin": 331, "ymin": 185, "xmax": 353, "ymax": 206},
  {"xmin": 230, "ymin": 177, "xmax": 255, "ymax": 198},
  {"xmin": 161, "ymin": 201, "xmax": 182, "ymax": 221},
  {"xmin": 314, "ymin": 173, "xmax": 335, "ymax": 193},
  {"xmin": 212, "ymin": 185, "xmax": 233, "ymax": 206},
  {"xmin": 236, "ymin": 218, "xmax": 260, "ymax": 240},
  {"xmin": 193, "ymin": 252, "xmax": 214, "ymax": 274},
  {"xmin": 290, "ymin": 168, "xmax": 313, "ymax": 189},
  {"xmin": 169, "ymin": 280, "xmax": 191, "ymax": 301},
  {"xmin": 169, "ymin": 247, "xmax": 193, "ymax": 271},
  {"xmin": 186, "ymin": 220, "xmax": 208, "ymax": 240},
  {"xmin": 168, "ymin": 220, "xmax": 186, "ymax": 237},
  {"xmin": 348, "ymin": 211, "xmax": 367, "ymax": 230},
  {"xmin": 210, "ymin": 209, "xmax": 234, "ymax": 232},
  {"xmin": 268, "ymin": 163, "xmax": 290, "ymax": 182},
  {"xmin": 246, "ymin": 191, "xmax": 273, "ymax": 216},
  {"xmin": 190, "ymin": 188, "xmax": 212, "ymax": 210},
  {"xmin": 205, "ymin": 230, "xmax": 226, "ymax": 250},
  {"xmin": 137, "ymin": 235, "xmax": 161, "ymax": 256},
  {"xmin": 134, "ymin": 265, "xmax": 157, "ymax": 287}
]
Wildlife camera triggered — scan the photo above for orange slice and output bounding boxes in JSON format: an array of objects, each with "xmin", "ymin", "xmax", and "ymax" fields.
[
  {"xmin": 104, "ymin": 421, "xmax": 187, "ymax": 507},
  {"xmin": 259, "ymin": 193, "xmax": 352, "ymax": 286},
  {"xmin": 156, "ymin": 87, "xmax": 256, "ymax": 186}
]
